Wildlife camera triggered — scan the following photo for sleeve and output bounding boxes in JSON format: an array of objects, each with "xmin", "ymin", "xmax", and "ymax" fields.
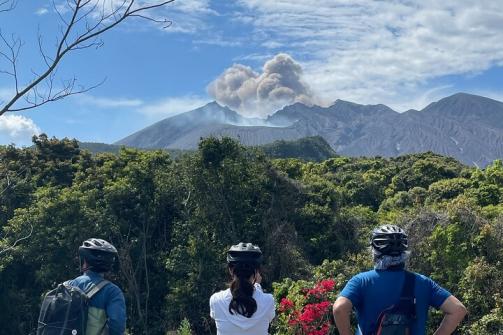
[
  {"xmin": 267, "ymin": 294, "xmax": 276, "ymax": 323},
  {"xmin": 426, "ymin": 277, "xmax": 451, "ymax": 309},
  {"xmin": 209, "ymin": 294, "xmax": 216, "ymax": 319},
  {"xmin": 105, "ymin": 285, "xmax": 127, "ymax": 335},
  {"xmin": 339, "ymin": 275, "xmax": 363, "ymax": 308}
]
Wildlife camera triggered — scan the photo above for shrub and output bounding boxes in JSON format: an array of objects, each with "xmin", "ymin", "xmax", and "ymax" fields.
[{"xmin": 274, "ymin": 279, "xmax": 337, "ymax": 335}]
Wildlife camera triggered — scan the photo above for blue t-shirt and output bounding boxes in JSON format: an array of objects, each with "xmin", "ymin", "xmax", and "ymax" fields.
[
  {"xmin": 68, "ymin": 271, "xmax": 126, "ymax": 335},
  {"xmin": 339, "ymin": 269, "xmax": 451, "ymax": 335}
]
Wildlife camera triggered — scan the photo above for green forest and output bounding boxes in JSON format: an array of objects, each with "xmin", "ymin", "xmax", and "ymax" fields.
[{"xmin": 1, "ymin": 135, "xmax": 502, "ymax": 334}]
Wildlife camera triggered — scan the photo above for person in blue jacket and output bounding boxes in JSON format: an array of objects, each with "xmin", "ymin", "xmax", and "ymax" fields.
[
  {"xmin": 67, "ymin": 238, "xmax": 126, "ymax": 335},
  {"xmin": 333, "ymin": 225, "xmax": 467, "ymax": 335}
]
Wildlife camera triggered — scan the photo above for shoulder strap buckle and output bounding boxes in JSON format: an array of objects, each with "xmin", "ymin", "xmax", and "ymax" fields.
[{"xmin": 85, "ymin": 279, "xmax": 110, "ymax": 299}]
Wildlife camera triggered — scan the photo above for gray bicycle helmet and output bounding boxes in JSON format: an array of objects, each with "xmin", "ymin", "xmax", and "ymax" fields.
[
  {"xmin": 226, "ymin": 242, "xmax": 263, "ymax": 264},
  {"xmin": 79, "ymin": 238, "xmax": 118, "ymax": 272},
  {"xmin": 371, "ymin": 225, "xmax": 408, "ymax": 256}
]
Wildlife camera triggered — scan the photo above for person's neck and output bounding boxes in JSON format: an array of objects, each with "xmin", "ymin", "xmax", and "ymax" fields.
[
  {"xmin": 85, "ymin": 270, "xmax": 104, "ymax": 277},
  {"xmin": 374, "ymin": 263, "xmax": 405, "ymax": 271},
  {"xmin": 387, "ymin": 263, "xmax": 406, "ymax": 270}
]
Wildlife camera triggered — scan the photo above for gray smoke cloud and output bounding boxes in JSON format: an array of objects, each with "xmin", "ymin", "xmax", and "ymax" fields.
[{"xmin": 207, "ymin": 53, "xmax": 316, "ymax": 117}]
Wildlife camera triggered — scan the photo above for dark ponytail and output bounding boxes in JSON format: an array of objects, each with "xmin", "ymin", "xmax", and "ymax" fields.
[{"xmin": 228, "ymin": 262, "xmax": 258, "ymax": 318}]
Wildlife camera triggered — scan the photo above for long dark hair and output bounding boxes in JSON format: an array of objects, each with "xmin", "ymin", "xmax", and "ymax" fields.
[{"xmin": 228, "ymin": 262, "xmax": 258, "ymax": 318}]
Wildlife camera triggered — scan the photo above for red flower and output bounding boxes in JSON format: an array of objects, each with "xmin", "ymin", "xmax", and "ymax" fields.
[
  {"xmin": 278, "ymin": 279, "xmax": 336, "ymax": 335},
  {"xmin": 305, "ymin": 279, "xmax": 336, "ymax": 299},
  {"xmin": 279, "ymin": 297, "xmax": 295, "ymax": 312},
  {"xmin": 319, "ymin": 279, "xmax": 335, "ymax": 292}
]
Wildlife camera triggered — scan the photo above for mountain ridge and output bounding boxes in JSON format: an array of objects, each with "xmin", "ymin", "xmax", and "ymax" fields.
[{"xmin": 116, "ymin": 93, "xmax": 503, "ymax": 166}]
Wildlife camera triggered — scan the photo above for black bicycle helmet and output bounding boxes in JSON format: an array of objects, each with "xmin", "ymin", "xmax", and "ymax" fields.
[
  {"xmin": 371, "ymin": 225, "xmax": 408, "ymax": 256},
  {"xmin": 226, "ymin": 242, "xmax": 263, "ymax": 264},
  {"xmin": 78, "ymin": 238, "xmax": 118, "ymax": 272}
]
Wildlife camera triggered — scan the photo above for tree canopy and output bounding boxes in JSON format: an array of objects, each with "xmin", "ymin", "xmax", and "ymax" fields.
[{"xmin": 1, "ymin": 135, "xmax": 502, "ymax": 334}]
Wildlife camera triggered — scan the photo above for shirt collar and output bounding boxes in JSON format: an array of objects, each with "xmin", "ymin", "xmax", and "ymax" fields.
[{"xmin": 84, "ymin": 270, "xmax": 104, "ymax": 278}]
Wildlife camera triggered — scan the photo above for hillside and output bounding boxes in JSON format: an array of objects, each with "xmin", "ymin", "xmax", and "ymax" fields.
[
  {"xmin": 116, "ymin": 93, "xmax": 503, "ymax": 167},
  {"xmin": 0, "ymin": 136, "xmax": 503, "ymax": 335},
  {"xmin": 79, "ymin": 136, "xmax": 336, "ymax": 161},
  {"xmin": 259, "ymin": 136, "xmax": 336, "ymax": 161},
  {"xmin": 1, "ymin": 136, "xmax": 502, "ymax": 334},
  {"xmin": 78, "ymin": 141, "xmax": 123, "ymax": 154},
  {"xmin": 77, "ymin": 141, "xmax": 187, "ymax": 158}
]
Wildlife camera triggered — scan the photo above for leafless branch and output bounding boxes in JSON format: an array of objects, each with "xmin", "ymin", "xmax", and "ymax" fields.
[
  {"xmin": 0, "ymin": 0, "xmax": 175, "ymax": 116},
  {"xmin": 0, "ymin": 162, "xmax": 27, "ymax": 196},
  {"xmin": 0, "ymin": 224, "xmax": 33, "ymax": 256},
  {"xmin": 129, "ymin": 14, "xmax": 172, "ymax": 28},
  {"xmin": 0, "ymin": 0, "xmax": 15, "ymax": 13},
  {"xmin": 52, "ymin": 0, "xmax": 69, "ymax": 26},
  {"xmin": 0, "ymin": 30, "xmax": 23, "ymax": 93},
  {"xmin": 38, "ymin": 28, "xmax": 54, "ymax": 69},
  {"xmin": 8, "ymin": 77, "xmax": 106, "ymax": 112}
]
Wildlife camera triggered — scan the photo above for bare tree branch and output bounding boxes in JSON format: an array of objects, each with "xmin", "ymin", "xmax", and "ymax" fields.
[
  {"xmin": 0, "ymin": 163, "xmax": 29, "ymax": 197},
  {"xmin": 0, "ymin": 224, "xmax": 33, "ymax": 256},
  {"xmin": 129, "ymin": 14, "xmax": 172, "ymax": 28},
  {"xmin": 8, "ymin": 77, "xmax": 106, "ymax": 112},
  {"xmin": 0, "ymin": 30, "xmax": 23, "ymax": 94},
  {"xmin": 0, "ymin": 0, "xmax": 15, "ymax": 13},
  {"xmin": 0, "ymin": 0, "xmax": 175, "ymax": 116}
]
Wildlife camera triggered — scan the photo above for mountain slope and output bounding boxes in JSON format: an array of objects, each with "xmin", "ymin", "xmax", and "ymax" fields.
[
  {"xmin": 116, "ymin": 93, "xmax": 503, "ymax": 166},
  {"xmin": 116, "ymin": 101, "xmax": 306, "ymax": 149},
  {"xmin": 79, "ymin": 137, "xmax": 335, "ymax": 161},
  {"xmin": 259, "ymin": 136, "xmax": 336, "ymax": 161}
]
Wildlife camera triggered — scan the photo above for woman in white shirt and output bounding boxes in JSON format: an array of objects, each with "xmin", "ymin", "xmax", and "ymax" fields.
[{"xmin": 210, "ymin": 242, "xmax": 276, "ymax": 335}]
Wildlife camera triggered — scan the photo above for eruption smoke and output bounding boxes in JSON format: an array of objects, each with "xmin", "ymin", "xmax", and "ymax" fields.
[{"xmin": 207, "ymin": 53, "xmax": 317, "ymax": 117}]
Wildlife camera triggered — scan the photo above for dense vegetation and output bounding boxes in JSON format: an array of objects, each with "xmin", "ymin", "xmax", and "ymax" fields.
[
  {"xmin": 0, "ymin": 135, "xmax": 502, "ymax": 335},
  {"xmin": 79, "ymin": 136, "xmax": 336, "ymax": 162},
  {"xmin": 259, "ymin": 136, "xmax": 336, "ymax": 161}
]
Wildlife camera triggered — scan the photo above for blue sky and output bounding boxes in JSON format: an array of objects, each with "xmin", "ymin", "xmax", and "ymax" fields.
[{"xmin": 1, "ymin": 0, "xmax": 503, "ymax": 145}]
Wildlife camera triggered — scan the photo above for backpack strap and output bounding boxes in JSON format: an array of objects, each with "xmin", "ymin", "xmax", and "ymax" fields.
[
  {"xmin": 398, "ymin": 271, "xmax": 416, "ymax": 319},
  {"xmin": 370, "ymin": 271, "xmax": 417, "ymax": 334},
  {"xmin": 85, "ymin": 279, "xmax": 110, "ymax": 300}
]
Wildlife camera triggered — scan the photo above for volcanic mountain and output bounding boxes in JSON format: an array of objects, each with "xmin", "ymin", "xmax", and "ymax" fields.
[{"xmin": 116, "ymin": 93, "xmax": 503, "ymax": 166}]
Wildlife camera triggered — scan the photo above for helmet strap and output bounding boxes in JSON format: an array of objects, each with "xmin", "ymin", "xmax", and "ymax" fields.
[{"xmin": 80, "ymin": 257, "xmax": 91, "ymax": 273}]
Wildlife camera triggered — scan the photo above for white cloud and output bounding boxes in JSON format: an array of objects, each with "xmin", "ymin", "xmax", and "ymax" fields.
[
  {"xmin": 52, "ymin": 0, "xmax": 216, "ymax": 34},
  {"xmin": 78, "ymin": 95, "xmax": 144, "ymax": 108},
  {"xmin": 232, "ymin": 53, "xmax": 275, "ymax": 63},
  {"xmin": 0, "ymin": 114, "xmax": 41, "ymax": 146},
  {"xmin": 462, "ymin": 89, "xmax": 503, "ymax": 105},
  {"xmin": 164, "ymin": 0, "xmax": 217, "ymax": 34},
  {"xmin": 170, "ymin": 0, "xmax": 216, "ymax": 15},
  {"xmin": 390, "ymin": 85, "xmax": 455, "ymax": 112},
  {"xmin": 138, "ymin": 95, "xmax": 210, "ymax": 120},
  {"xmin": 236, "ymin": 0, "xmax": 503, "ymax": 110},
  {"xmin": 261, "ymin": 41, "xmax": 283, "ymax": 49},
  {"xmin": 193, "ymin": 35, "xmax": 243, "ymax": 47},
  {"xmin": 35, "ymin": 8, "xmax": 49, "ymax": 15}
]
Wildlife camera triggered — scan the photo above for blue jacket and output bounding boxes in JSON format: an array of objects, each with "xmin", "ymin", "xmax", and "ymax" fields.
[{"xmin": 68, "ymin": 271, "xmax": 126, "ymax": 335}]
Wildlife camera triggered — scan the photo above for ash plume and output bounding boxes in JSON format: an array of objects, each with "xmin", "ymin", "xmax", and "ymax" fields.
[{"xmin": 207, "ymin": 53, "xmax": 316, "ymax": 117}]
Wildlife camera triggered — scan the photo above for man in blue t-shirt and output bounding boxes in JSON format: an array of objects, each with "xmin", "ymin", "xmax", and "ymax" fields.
[
  {"xmin": 333, "ymin": 225, "xmax": 467, "ymax": 335},
  {"xmin": 69, "ymin": 238, "xmax": 127, "ymax": 335}
]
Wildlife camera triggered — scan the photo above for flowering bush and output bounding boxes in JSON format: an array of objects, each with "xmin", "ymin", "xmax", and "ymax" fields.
[{"xmin": 274, "ymin": 279, "xmax": 337, "ymax": 335}]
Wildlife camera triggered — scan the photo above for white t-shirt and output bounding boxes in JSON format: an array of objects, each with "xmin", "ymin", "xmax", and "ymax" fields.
[{"xmin": 210, "ymin": 283, "xmax": 276, "ymax": 335}]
